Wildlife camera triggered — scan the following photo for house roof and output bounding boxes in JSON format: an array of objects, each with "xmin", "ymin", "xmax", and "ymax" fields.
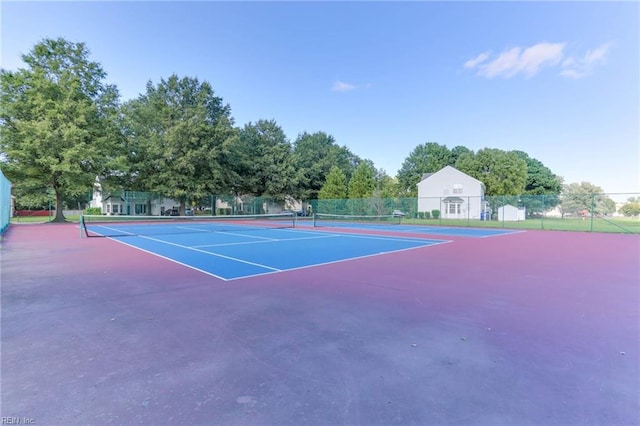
[
  {"xmin": 417, "ymin": 165, "xmax": 485, "ymax": 187},
  {"xmin": 103, "ymin": 195, "xmax": 125, "ymax": 202},
  {"xmin": 442, "ymin": 196, "xmax": 465, "ymax": 203},
  {"xmin": 420, "ymin": 172, "xmax": 434, "ymax": 181}
]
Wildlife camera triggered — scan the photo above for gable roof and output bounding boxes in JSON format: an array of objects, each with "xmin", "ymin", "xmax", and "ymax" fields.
[
  {"xmin": 417, "ymin": 165, "xmax": 485, "ymax": 187},
  {"xmin": 421, "ymin": 172, "xmax": 434, "ymax": 181}
]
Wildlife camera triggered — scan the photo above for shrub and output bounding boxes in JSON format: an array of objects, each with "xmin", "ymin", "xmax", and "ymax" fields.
[
  {"xmin": 424, "ymin": 211, "xmax": 431, "ymax": 219},
  {"xmin": 83, "ymin": 207, "xmax": 102, "ymax": 215},
  {"xmin": 418, "ymin": 212, "xmax": 425, "ymax": 219},
  {"xmin": 431, "ymin": 209, "xmax": 440, "ymax": 219}
]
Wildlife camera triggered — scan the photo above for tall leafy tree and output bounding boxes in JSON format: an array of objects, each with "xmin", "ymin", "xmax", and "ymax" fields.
[
  {"xmin": 619, "ymin": 201, "xmax": 640, "ymax": 217},
  {"xmin": 348, "ymin": 162, "xmax": 376, "ymax": 199},
  {"xmin": 456, "ymin": 148, "xmax": 527, "ymax": 196},
  {"xmin": 512, "ymin": 151, "xmax": 562, "ymax": 195},
  {"xmin": 121, "ymin": 74, "xmax": 236, "ymax": 214},
  {"xmin": 0, "ymin": 38, "xmax": 121, "ymax": 221},
  {"xmin": 231, "ymin": 119, "xmax": 295, "ymax": 199},
  {"xmin": 512, "ymin": 150, "xmax": 562, "ymax": 215},
  {"xmin": 376, "ymin": 173, "xmax": 401, "ymax": 199},
  {"xmin": 347, "ymin": 162, "xmax": 376, "ymax": 215},
  {"xmin": 291, "ymin": 131, "xmax": 360, "ymax": 200},
  {"xmin": 397, "ymin": 142, "xmax": 453, "ymax": 195},
  {"xmin": 450, "ymin": 145, "xmax": 472, "ymax": 165},
  {"xmin": 318, "ymin": 166, "xmax": 348, "ymax": 199},
  {"xmin": 560, "ymin": 182, "xmax": 616, "ymax": 216}
]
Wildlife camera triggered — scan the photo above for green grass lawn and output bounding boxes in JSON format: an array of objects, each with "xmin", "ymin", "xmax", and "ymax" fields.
[
  {"xmin": 10, "ymin": 214, "xmax": 638, "ymax": 234},
  {"xmin": 402, "ymin": 216, "xmax": 640, "ymax": 234}
]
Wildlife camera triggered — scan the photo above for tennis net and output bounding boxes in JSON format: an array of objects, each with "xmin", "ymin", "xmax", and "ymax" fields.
[
  {"xmin": 81, "ymin": 212, "xmax": 296, "ymax": 238},
  {"xmin": 313, "ymin": 213, "xmax": 402, "ymax": 227}
]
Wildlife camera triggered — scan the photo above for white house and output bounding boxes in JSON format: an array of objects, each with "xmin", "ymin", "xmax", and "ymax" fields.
[
  {"xmin": 417, "ymin": 166, "xmax": 487, "ymax": 220},
  {"xmin": 498, "ymin": 204, "xmax": 526, "ymax": 221}
]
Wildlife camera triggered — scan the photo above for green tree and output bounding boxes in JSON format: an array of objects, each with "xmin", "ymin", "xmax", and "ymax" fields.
[
  {"xmin": 348, "ymin": 162, "xmax": 376, "ymax": 199},
  {"xmin": 231, "ymin": 119, "xmax": 295, "ymax": 200},
  {"xmin": 291, "ymin": 132, "xmax": 360, "ymax": 200},
  {"xmin": 0, "ymin": 38, "xmax": 121, "ymax": 221},
  {"xmin": 560, "ymin": 182, "xmax": 616, "ymax": 217},
  {"xmin": 121, "ymin": 74, "xmax": 236, "ymax": 214},
  {"xmin": 450, "ymin": 145, "xmax": 472, "ymax": 165},
  {"xmin": 377, "ymin": 173, "xmax": 401, "ymax": 198},
  {"xmin": 318, "ymin": 166, "xmax": 348, "ymax": 199},
  {"xmin": 368, "ymin": 172, "xmax": 401, "ymax": 215},
  {"xmin": 512, "ymin": 150, "xmax": 562, "ymax": 215},
  {"xmin": 456, "ymin": 148, "xmax": 527, "ymax": 196},
  {"xmin": 347, "ymin": 162, "xmax": 376, "ymax": 215},
  {"xmin": 397, "ymin": 142, "xmax": 453, "ymax": 195},
  {"xmin": 619, "ymin": 202, "xmax": 640, "ymax": 217}
]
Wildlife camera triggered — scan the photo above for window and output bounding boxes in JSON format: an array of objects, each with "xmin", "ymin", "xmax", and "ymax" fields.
[
  {"xmin": 112, "ymin": 204, "xmax": 119, "ymax": 214},
  {"xmin": 135, "ymin": 204, "xmax": 147, "ymax": 215},
  {"xmin": 448, "ymin": 203, "xmax": 461, "ymax": 214},
  {"xmin": 106, "ymin": 204, "xmax": 110, "ymax": 213},
  {"xmin": 453, "ymin": 184, "xmax": 463, "ymax": 194}
]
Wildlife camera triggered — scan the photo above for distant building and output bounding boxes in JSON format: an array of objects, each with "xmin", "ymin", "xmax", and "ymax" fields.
[
  {"xmin": 498, "ymin": 204, "xmax": 526, "ymax": 221},
  {"xmin": 417, "ymin": 166, "xmax": 488, "ymax": 220}
]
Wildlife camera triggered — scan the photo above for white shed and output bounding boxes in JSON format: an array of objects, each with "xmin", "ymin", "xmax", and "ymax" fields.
[{"xmin": 498, "ymin": 204, "xmax": 525, "ymax": 221}]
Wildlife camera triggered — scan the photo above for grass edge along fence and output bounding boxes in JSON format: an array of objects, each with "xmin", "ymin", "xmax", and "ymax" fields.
[
  {"xmin": 310, "ymin": 194, "xmax": 639, "ymax": 234},
  {"xmin": 0, "ymin": 170, "xmax": 12, "ymax": 234}
]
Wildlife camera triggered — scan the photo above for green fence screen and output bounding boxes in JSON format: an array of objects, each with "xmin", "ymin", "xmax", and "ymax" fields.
[{"xmin": 0, "ymin": 169, "xmax": 12, "ymax": 234}]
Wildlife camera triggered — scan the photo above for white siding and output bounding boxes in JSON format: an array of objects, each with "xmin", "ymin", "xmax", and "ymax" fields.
[
  {"xmin": 498, "ymin": 205, "xmax": 525, "ymax": 221},
  {"xmin": 417, "ymin": 166, "xmax": 486, "ymax": 219}
]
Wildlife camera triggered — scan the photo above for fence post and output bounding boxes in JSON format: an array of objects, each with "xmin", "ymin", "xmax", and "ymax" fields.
[
  {"xmin": 541, "ymin": 194, "xmax": 545, "ymax": 230},
  {"xmin": 590, "ymin": 193, "xmax": 595, "ymax": 232}
]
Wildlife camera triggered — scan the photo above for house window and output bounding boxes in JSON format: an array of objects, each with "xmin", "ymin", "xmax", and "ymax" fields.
[
  {"xmin": 448, "ymin": 203, "xmax": 461, "ymax": 214},
  {"xmin": 112, "ymin": 204, "xmax": 119, "ymax": 214},
  {"xmin": 106, "ymin": 204, "xmax": 110, "ymax": 213},
  {"xmin": 135, "ymin": 204, "xmax": 146, "ymax": 215},
  {"xmin": 453, "ymin": 184, "xmax": 463, "ymax": 194}
]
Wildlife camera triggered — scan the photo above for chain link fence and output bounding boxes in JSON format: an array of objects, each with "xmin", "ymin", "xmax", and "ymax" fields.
[{"xmin": 0, "ymin": 169, "xmax": 11, "ymax": 234}]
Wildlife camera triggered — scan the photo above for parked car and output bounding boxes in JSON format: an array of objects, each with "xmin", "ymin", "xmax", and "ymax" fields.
[
  {"xmin": 392, "ymin": 210, "xmax": 406, "ymax": 218},
  {"xmin": 164, "ymin": 208, "xmax": 179, "ymax": 216},
  {"xmin": 295, "ymin": 210, "xmax": 308, "ymax": 217}
]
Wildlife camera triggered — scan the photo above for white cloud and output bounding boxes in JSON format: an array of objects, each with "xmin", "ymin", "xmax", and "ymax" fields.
[
  {"xmin": 464, "ymin": 52, "xmax": 490, "ymax": 69},
  {"xmin": 516, "ymin": 43, "xmax": 565, "ymax": 77},
  {"xmin": 331, "ymin": 80, "xmax": 356, "ymax": 92},
  {"xmin": 561, "ymin": 42, "xmax": 612, "ymax": 79},
  {"xmin": 464, "ymin": 42, "xmax": 612, "ymax": 79},
  {"xmin": 466, "ymin": 42, "xmax": 566, "ymax": 79}
]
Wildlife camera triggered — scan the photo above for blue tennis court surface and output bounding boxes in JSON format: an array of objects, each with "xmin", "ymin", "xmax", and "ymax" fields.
[
  {"xmin": 110, "ymin": 227, "xmax": 448, "ymax": 280},
  {"xmin": 307, "ymin": 220, "xmax": 522, "ymax": 237}
]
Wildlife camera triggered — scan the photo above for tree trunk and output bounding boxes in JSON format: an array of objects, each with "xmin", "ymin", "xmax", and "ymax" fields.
[{"xmin": 52, "ymin": 188, "xmax": 66, "ymax": 222}]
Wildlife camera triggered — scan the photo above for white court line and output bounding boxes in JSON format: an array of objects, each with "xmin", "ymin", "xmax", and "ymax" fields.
[
  {"xmin": 100, "ymin": 226, "xmax": 452, "ymax": 282},
  {"xmin": 192, "ymin": 233, "xmax": 340, "ymax": 248},
  {"xmin": 107, "ymin": 238, "xmax": 229, "ymax": 280},
  {"xmin": 277, "ymin": 227, "xmax": 447, "ymax": 243},
  {"xmin": 176, "ymin": 226, "xmax": 280, "ymax": 241},
  {"xmin": 479, "ymin": 229, "xmax": 527, "ymax": 238},
  {"xmin": 94, "ymin": 224, "xmax": 136, "ymax": 236},
  {"xmin": 138, "ymin": 235, "xmax": 282, "ymax": 272},
  {"xmin": 224, "ymin": 239, "xmax": 454, "ymax": 281}
]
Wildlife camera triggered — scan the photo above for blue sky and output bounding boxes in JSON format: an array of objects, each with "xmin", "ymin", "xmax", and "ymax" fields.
[{"xmin": 2, "ymin": 1, "xmax": 638, "ymax": 195}]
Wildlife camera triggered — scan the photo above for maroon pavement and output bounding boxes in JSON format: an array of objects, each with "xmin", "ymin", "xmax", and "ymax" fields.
[{"xmin": 2, "ymin": 223, "xmax": 639, "ymax": 425}]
